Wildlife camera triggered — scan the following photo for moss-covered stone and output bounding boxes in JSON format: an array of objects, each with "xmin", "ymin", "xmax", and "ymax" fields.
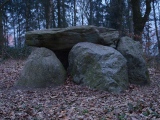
[
  {"xmin": 68, "ymin": 42, "xmax": 129, "ymax": 93},
  {"xmin": 117, "ymin": 37, "xmax": 150, "ymax": 85},
  {"xmin": 15, "ymin": 47, "xmax": 66, "ymax": 88}
]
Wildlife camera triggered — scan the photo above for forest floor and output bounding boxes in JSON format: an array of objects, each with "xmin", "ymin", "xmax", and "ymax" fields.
[{"xmin": 0, "ymin": 59, "xmax": 160, "ymax": 120}]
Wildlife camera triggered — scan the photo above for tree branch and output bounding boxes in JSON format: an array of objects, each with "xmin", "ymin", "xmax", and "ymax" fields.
[
  {"xmin": 0, "ymin": 0, "xmax": 10, "ymax": 8},
  {"xmin": 142, "ymin": 0, "xmax": 152, "ymax": 24}
]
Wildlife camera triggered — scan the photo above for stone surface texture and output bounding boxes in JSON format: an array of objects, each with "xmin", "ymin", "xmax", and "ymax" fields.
[
  {"xmin": 16, "ymin": 47, "xmax": 66, "ymax": 88},
  {"xmin": 117, "ymin": 36, "xmax": 150, "ymax": 85},
  {"xmin": 68, "ymin": 42, "xmax": 129, "ymax": 93},
  {"xmin": 25, "ymin": 26, "xmax": 102, "ymax": 50}
]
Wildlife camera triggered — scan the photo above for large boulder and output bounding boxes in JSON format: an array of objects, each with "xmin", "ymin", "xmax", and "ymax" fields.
[
  {"xmin": 117, "ymin": 37, "xmax": 150, "ymax": 85},
  {"xmin": 68, "ymin": 42, "xmax": 129, "ymax": 93},
  {"xmin": 16, "ymin": 47, "xmax": 66, "ymax": 88}
]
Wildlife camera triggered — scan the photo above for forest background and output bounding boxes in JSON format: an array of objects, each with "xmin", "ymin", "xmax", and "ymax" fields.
[
  {"xmin": 0, "ymin": 0, "xmax": 160, "ymax": 66},
  {"xmin": 0, "ymin": 1, "xmax": 160, "ymax": 119}
]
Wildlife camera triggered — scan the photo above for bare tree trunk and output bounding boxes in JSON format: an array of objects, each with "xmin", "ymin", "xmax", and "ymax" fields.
[
  {"xmin": 17, "ymin": 16, "xmax": 21, "ymax": 48},
  {"xmin": 89, "ymin": 0, "xmax": 93, "ymax": 25},
  {"xmin": 0, "ymin": 9, "xmax": 4, "ymax": 54},
  {"xmin": 152, "ymin": 0, "xmax": 160, "ymax": 56},
  {"xmin": 25, "ymin": 0, "xmax": 30, "ymax": 31},
  {"xmin": 45, "ymin": 0, "xmax": 53, "ymax": 29},
  {"xmin": 95, "ymin": 0, "xmax": 99, "ymax": 26},
  {"xmin": 13, "ymin": 24, "xmax": 16, "ymax": 48},
  {"xmin": 57, "ymin": 0, "xmax": 61, "ymax": 28},
  {"xmin": 62, "ymin": 0, "xmax": 66, "ymax": 27},
  {"xmin": 35, "ymin": 3, "xmax": 41, "ymax": 30},
  {"xmin": 145, "ymin": 21, "xmax": 151, "ymax": 56},
  {"xmin": 10, "ymin": 4, "xmax": 16, "ymax": 47},
  {"xmin": 3, "ymin": 13, "xmax": 8, "ymax": 47},
  {"xmin": 81, "ymin": 0, "xmax": 85, "ymax": 25},
  {"xmin": 131, "ymin": 0, "xmax": 152, "ymax": 42},
  {"xmin": 109, "ymin": 0, "xmax": 123, "ymax": 32},
  {"xmin": 52, "ymin": 2, "xmax": 56, "ymax": 28},
  {"xmin": 49, "ymin": 0, "xmax": 53, "ymax": 28},
  {"xmin": 77, "ymin": 0, "xmax": 85, "ymax": 25},
  {"xmin": 127, "ymin": 0, "xmax": 133, "ymax": 34},
  {"xmin": 81, "ymin": 13, "xmax": 84, "ymax": 25},
  {"xmin": 0, "ymin": 0, "xmax": 10, "ymax": 56},
  {"xmin": 117, "ymin": 0, "xmax": 123, "ymax": 34},
  {"xmin": 74, "ymin": 0, "xmax": 76, "ymax": 26}
]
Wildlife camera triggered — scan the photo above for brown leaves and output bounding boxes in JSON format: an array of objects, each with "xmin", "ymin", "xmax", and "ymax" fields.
[
  {"xmin": 0, "ymin": 59, "xmax": 160, "ymax": 119},
  {"xmin": 0, "ymin": 59, "xmax": 24, "ymax": 89}
]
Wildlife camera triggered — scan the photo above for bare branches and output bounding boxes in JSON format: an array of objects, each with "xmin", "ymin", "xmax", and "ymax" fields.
[{"xmin": 142, "ymin": 0, "xmax": 152, "ymax": 25}]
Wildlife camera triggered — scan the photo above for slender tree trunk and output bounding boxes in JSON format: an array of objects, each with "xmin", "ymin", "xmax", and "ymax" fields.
[
  {"xmin": 117, "ymin": 0, "xmax": 123, "ymax": 34},
  {"xmin": 73, "ymin": 0, "xmax": 76, "ymax": 26},
  {"xmin": 25, "ymin": 0, "xmax": 30, "ymax": 31},
  {"xmin": 105, "ymin": 1, "xmax": 110, "ymax": 27},
  {"xmin": 4, "ymin": 14, "xmax": 8, "ymax": 47},
  {"xmin": 89, "ymin": 0, "xmax": 93, "ymax": 25},
  {"xmin": 81, "ymin": 13, "xmax": 84, "ymax": 25},
  {"xmin": 146, "ymin": 21, "xmax": 150, "ymax": 55},
  {"xmin": 18, "ymin": 16, "xmax": 21, "ymax": 48},
  {"xmin": 10, "ymin": 4, "xmax": 16, "ymax": 47},
  {"xmin": 128, "ymin": 0, "xmax": 133, "ymax": 34},
  {"xmin": 0, "ymin": 9, "xmax": 4, "ymax": 55},
  {"xmin": 62, "ymin": 0, "xmax": 66, "ymax": 27},
  {"xmin": 52, "ymin": 2, "xmax": 56, "ymax": 28},
  {"xmin": 45, "ymin": 1, "xmax": 49, "ymax": 28},
  {"xmin": 50, "ymin": 0, "xmax": 53, "ymax": 28},
  {"xmin": 95, "ymin": 0, "xmax": 100, "ymax": 26},
  {"xmin": 13, "ymin": 24, "xmax": 16, "ymax": 48},
  {"xmin": 0, "ymin": 0, "xmax": 9, "ymax": 56},
  {"xmin": 152, "ymin": 0, "xmax": 160, "ymax": 56},
  {"xmin": 37, "ymin": 15, "xmax": 40, "ymax": 30},
  {"xmin": 159, "ymin": 2, "xmax": 160, "ymax": 27},
  {"xmin": 78, "ymin": 0, "xmax": 85, "ymax": 25},
  {"xmin": 35, "ymin": 3, "xmax": 41, "ymax": 30},
  {"xmin": 57, "ymin": 0, "xmax": 61, "ymax": 28},
  {"xmin": 45, "ymin": 0, "xmax": 53, "ymax": 29}
]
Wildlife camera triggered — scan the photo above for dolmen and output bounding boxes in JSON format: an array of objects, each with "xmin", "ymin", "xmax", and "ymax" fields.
[{"xmin": 16, "ymin": 25, "xmax": 150, "ymax": 93}]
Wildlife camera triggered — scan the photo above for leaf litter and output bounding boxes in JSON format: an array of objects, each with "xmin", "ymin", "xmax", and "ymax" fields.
[{"xmin": 0, "ymin": 59, "xmax": 160, "ymax": 120}]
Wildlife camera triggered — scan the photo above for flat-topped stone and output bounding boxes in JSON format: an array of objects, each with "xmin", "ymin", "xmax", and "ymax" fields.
[
  {"xmin": 25, "ymin": 25, "xmax": 103, "ymax": 50},
  {"xmin": 25, "ymin": 26, "xmax": 120, "ymax": 69}
]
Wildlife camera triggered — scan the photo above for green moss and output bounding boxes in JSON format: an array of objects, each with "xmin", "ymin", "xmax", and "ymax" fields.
[{"xmin": 82, "ymin": 59, "xmax": 105, "ymax": 89}]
